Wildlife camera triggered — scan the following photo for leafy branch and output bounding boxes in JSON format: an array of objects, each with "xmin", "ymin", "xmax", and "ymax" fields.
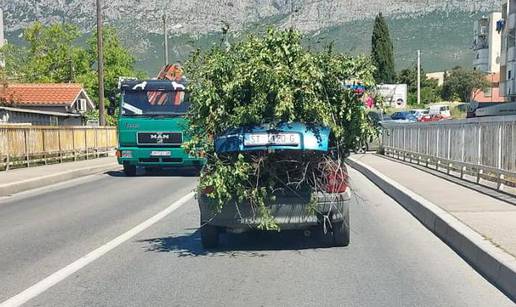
[{"xmin": 185, "ymin": 28, "xmax": 378, "ymax": 229}]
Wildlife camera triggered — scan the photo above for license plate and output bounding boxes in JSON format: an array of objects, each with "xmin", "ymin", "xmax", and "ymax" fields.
[
  {"xmin": 150, "ymin": 151, "xmax": 171, "ymax": 157},
  {"xmin": 244, "ymin": 133, "xmax": 300, "ymax": 146}
]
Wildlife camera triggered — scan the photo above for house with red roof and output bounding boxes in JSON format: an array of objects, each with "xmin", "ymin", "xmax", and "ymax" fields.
[{"xmin": 0, "ymin": 83, "xmax": 95, "ymax": 126}]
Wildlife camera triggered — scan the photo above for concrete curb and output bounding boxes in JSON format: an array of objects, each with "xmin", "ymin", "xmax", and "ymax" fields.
[
  {"xmin": 347, "ymin": 157, "xmax": 516, "ymax": 302},
  {"xmin": 0, "ymin": 163, "xmax": 120, "ymax": 197}
]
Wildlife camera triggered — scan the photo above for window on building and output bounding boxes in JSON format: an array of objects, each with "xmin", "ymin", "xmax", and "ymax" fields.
[
  {"xmin": 484, "ymin": 87, "xmax": 492, "ymax": 97},
  {"xmin": 49, "ymin": 116, "xmax": 59, "ymax": 126}
]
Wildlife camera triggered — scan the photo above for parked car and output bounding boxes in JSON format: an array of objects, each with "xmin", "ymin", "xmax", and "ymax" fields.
[
  {"xmin": 429, "ymin": 105, "xmax": 451, "ymax": 118},
  {"xmin": 390, "ymin": 111, "xmax": 418, "ymax": 123},
  {"xmin": 419, "ymin": 113, "xmax": 447, "ymax": 122},
  {"xmin": 198, "ymin": 123, "xmax": 351, "ymax": 248},
  {"xmin": 409, "ymin": 109, "xmax": 427, "ymax": 120}
]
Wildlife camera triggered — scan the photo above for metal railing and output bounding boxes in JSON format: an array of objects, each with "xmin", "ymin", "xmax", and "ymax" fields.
[
  {"xmin": 381, "ymin": 116, "xmax": 516, "ymax": 192},
  {"xmin": 0, "ymin": 125, "xmax": 117, "ymax": 170}
]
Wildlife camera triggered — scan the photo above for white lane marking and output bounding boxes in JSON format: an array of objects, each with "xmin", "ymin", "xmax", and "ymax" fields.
[{"xmin": 0, "ymin": 192, "xmax": 195, "ymax": 307}]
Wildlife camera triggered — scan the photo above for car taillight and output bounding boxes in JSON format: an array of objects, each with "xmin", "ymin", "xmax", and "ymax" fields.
[{"xmin": 325, "ymin": 168, "xmax": 349, "ymax": 193}]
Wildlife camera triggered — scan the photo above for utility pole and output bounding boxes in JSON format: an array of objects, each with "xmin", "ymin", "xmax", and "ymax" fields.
[
  {"xmin": 289, "ymin": 0, "xmax": 293, "ymax": 28},
  {"xmin": 417, "ymin": 50, "xmax": 421, "ymax": 105},
  {"xmin": 163, "ymin": 13, "xmax": 169, "ymax": 65},
  {"xmin": 96, "ymin": 0, "xmax": 105, "ymax": 126}
]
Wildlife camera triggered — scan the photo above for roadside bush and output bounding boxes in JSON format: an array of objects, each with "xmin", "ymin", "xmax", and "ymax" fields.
[{"xmin": 184, "ymin": 28, "xmax": 378, "ymax": 229}]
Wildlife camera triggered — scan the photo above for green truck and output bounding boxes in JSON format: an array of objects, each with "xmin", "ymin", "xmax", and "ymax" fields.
[{"xmin": 110, "ymin": 77, "xmax": 204, "ymax": 176}]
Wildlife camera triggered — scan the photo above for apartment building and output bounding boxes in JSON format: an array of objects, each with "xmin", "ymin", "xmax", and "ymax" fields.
[
  {"xmin": 473, "ymin": 12, "xmax": 502, "ymax": 73},
  {"xmin": 500, "ymin": 0, "xmax": 516, "ymax": 100},
  {"xmin": 473, "ymin": 12, "xmax": 503, "ymax": 102}
]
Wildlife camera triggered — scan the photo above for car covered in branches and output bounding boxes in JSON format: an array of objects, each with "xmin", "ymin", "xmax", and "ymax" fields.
[{"xmin": 197, "ymin": 122, "xmax": 351, "ymax": 248}]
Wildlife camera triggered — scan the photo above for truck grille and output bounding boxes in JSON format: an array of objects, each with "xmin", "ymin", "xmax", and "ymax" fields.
[{"xmin": 137, "ymin": 132, "xmax": 182, "ymax": 146}]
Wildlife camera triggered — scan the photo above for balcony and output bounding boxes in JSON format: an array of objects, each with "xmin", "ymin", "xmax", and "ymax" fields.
[
  {"xmin": 511, "ymin": 79, "xmax": 516, "ymax": 96},
  {"xmin": 508, "ymin": 46, "xmax": 516, "ymax": 62},
  {"xmin": 509, "ymin": 13, "xmax": 516, "ymax": 29},
  {"xmin": 473, "ymin": 49, "xmax": 489, "ymax": 67},
  {"xmin": 506, "ymin": 80, "xmax": 514, "ymax": 96},
  {"xmin": 500, "ymin": 81, "xmax": 506, "ymax": 96},
  {"xmin": 473, "ymin": 39, "xmax": 488, "ymax": 51},
  {"xmin": 510, "ymin": 0, "xmax": 516, "ymax": 14}
]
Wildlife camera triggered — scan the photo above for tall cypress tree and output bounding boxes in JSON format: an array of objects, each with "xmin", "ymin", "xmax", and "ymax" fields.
[{"xmin": 371, "ymin": 13, "xmax": 395, "ymax": 83}]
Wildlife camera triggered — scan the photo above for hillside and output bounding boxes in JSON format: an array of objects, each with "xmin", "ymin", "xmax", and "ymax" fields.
[{"xmin": 2, "ymin": 0, "xmax": 499, "ymax": 74}]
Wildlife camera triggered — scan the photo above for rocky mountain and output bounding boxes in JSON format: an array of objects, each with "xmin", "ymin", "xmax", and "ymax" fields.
[
  {"xmin": 2, "ymin": 0, "xmax": 499, "ymax": 33},
  {"xmin": 1, "ymin": 0, "xmax": 501, "ymax": 74}
]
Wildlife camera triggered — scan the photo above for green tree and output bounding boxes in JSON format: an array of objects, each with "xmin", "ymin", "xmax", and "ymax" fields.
[
  {"xmin": 80, "ymin": 26, "xmax": 146, "ymax": 104},
  {"xmin": 441, "ymin": 68, "xmax": 489, "ymax": 102},
  {"xmin": 16, "ymin": 22, "xmax": 89, "ymax": 83},
  {"xmin": 0, "ymin": 23, "xmax": 145, "ymax": 118},
  {"xmin": 397, "ymin": 65, "xmax": 441, "ymax": 105},
  {"xmin": 0, "ymin": 44, "xmax": 29, "ymax": 80},
  {"xmin": 371, "ymin": 13, "xmax": 395, "ymax": 84}
]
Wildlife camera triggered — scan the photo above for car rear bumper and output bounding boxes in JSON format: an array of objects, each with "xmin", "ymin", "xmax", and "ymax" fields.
[{"xmin": 198, "ymin": 189, "xmax": 351, "ymax": 230}]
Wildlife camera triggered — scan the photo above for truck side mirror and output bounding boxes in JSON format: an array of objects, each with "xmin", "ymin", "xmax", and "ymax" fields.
[
  {"xmin": 107, "ymin": 105, "xmax": 115, "ymax": 116},
  {"xmin": 107, "ymin": 95, "xmax": 117, "ymax": 116}
]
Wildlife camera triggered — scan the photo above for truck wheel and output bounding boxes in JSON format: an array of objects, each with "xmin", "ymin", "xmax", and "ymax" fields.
[
  {"xmin": 123, "ymin": 164, "xmax": 137, "ymax": 177},
  {"xmin": 332, "ymin": 205, "xmax": 350, "ymax": 247},
  {"xmin": 200, "ymin": 223, "xmax": 219, "ymax": 249}
]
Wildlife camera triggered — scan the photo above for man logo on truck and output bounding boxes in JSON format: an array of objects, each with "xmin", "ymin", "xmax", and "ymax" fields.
[{"xmin": 150, "ymin": 133, "xmax": 170, "ymax": 144}]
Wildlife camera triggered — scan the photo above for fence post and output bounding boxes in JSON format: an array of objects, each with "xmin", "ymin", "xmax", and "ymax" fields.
[
  {"xmin": 72, "ymin": 128, "xmax": 77, "ymax": 161},
  {"xmin": 24, "ymin": 129, "xmax": 30, "ymax": 167},
  {"xmin": 426, "ymin": 128, "xmax": 430, "ymax": 155},
  {"xmin": 436, "ymin": 127, "xmax": 440, "ymax": 159},
  {"xmin": 416, "ymin": 127, "xmax": 421, "ymax": 153},
  {"xmin": 461, "ymin": 126, "xmax": 465, "ymax": 163},
  {"xmin": 478, "ymin": 124, "xmax": 482, "ymax": 165},
  {"xmin": 58, "ymin": 129, "xmax": 63, "ymax": 163},
  {"xmin": 497, "ymin": 174, "xmax": 505, "ymax": 191},
  {"xmin": 42, "ymin": 129, "xmax": 47, "ymax": 165},
  {"xmin": 85, "ymin": 128, "xmax": 88, "ymax": 160},
  {"xmin": 106, "ymin": 127, "xmax": 109, "ymax": 155},
  {"xmin": 5, "ymin": 129, "xmax": 10, "ymax": 171},
  {"xmin": 447, "ymin": 128, "xmax": 451, "ymax": 160},
  {"xmin": 95, "ymin": 128, "xmax": 99, "ymax": 158},
  {"xmin": 498, "ymin": 124, "xmax": 502, "ymax": 170}
]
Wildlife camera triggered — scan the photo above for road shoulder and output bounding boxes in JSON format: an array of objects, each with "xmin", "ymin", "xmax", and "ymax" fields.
[
  {"xmin": 348, "ymin": 154, "xmax": 516, "ymax": 302},
  {"xmin": 0, "ymin": 157, "xmax": 120, "ymax": 196}
]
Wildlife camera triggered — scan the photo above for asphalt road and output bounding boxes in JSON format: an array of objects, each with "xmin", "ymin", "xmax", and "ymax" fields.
[{"xmin": 0, "ymin": 168, "xmax": 513, "ymax": 306}]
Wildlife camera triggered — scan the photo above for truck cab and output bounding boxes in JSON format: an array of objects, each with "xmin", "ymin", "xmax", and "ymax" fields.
[{"xmin": 114, "ymin": 79, "xmax": 204, "ymax": 176}]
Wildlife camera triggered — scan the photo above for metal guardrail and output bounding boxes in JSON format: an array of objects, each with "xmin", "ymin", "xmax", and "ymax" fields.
[
  {"xmin": 381, "ymin": 115, "xmax": 516, "ymax": 192},
  {"xmin": 0, "ymin": 125, "xmax": 117, "ymax": 171}
]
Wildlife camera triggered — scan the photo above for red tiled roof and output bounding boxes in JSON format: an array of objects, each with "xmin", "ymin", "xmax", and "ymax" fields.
[{"xmin": 0, "ymin": 83, "xmax": 85, "ymax": 106}]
